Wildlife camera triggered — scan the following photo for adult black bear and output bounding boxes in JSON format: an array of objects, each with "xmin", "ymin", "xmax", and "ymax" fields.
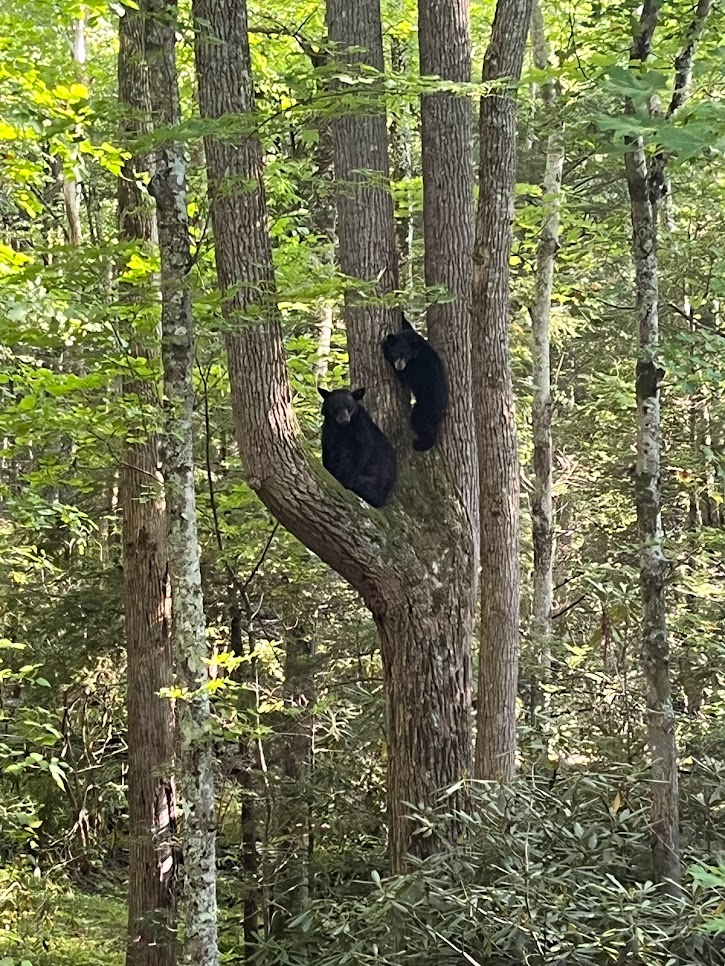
[
  {"xmin": 382, "ymin": 313, "xmax": 448, "ymax": 451},
  {"xmin": 319, "ymin": 387, "xmax": 397, "ymax": 508}
]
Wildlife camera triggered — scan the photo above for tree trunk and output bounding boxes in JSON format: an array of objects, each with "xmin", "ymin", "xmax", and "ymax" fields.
[
  {"xmin": 143, "ymin": 0, "xmax": 219, "ymax": 960},
  {"xmin": 269, "ymin": 625, "xmax": 315, "ymax": 936},
  {"xmin": 626, "ymin": 0, "xmax": 674, "ymax": 893},
  {"xmin": 193, "ymin": 0, "xmax": 478, "ymax": 873},
  {"xmin": 118, "ymin": 8, "xmax": 177, "ymax": 965},
  {"xmin": 64, "ymin": 16, "xmax": 86, "ymax": 246},
  {"xmin": 625, "ymin": 121, "xmax": 681, "ymax": 893},
  {"xmin": 623, "ymin": 0, "xmax": 711, "ymax": 891},
  {"xmin": 473, "ymin": 0, "xmax": 532, "ymax": 780},
  {"xmin": 529, "ymin": 0, "xmax": 563, "ymax": 713},
  {"xmin": 389, "ymin": 27, "xmax": 414, "ymax": 287},
  {"xmin": 315, "ymin": 305, "xmax": 334, "ymax": 380},
  {"xmin": 325, "ymin": 0, "xmax": 401, "ymax": 425}
]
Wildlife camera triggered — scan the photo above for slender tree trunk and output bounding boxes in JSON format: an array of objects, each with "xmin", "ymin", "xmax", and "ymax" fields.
[
  {"xmin": 269, "ymin": 625, "xmax": 315, "ymax": 936},
  {"xmin": 625, "ymin": 123, "xmax": 681, "ymax": 892},
  {"xmin": 118, "ymin": 8, "xmax": 176, "ymax": 965},
  {"xmin": 193, "ymin": 0, "xmax": 478, "ymax": 874},
  {"xmin": 64, "ymin": 15, "xmax": 86, "ymax": 246},
  {"xmin": 473, "ymin": 0, "xmax": 532, "ymax": 780},
  {"xmin": 529, "ymin": 0, "xmax": 563, "ymax": 713},
  {"xmin": 228, "ymin": 607, "xmax": 261, "ymax": 957},
  {"xmin": 315, "ymin": 305, "xmax": 334, "ymax": 379},
  {"xmin": 143, "ymin": 0, "xmax": 219, "ymax": 960},
  {"xmin": 623, "ymin": 0, "xmax": 711, "ymax": 891},
  {"xmin": 625, "ymin": 2, "xmax": 676, "ymax": 885}
]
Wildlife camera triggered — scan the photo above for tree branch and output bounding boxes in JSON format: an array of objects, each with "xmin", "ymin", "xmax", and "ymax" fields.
[
  {"xmin": 193, "ymin": 0, "xmax": 417, "ymax": 617},
  {"xmin": 629, "ymin": 0, "xmax": 663, "ymax": 65},
  {"xmin": 648, "ymin": 0, "xmax": 713, "ymax": 202},
  {"xmin": 667, "ymin": 0, "xmax": 713, "ymax": 118}
]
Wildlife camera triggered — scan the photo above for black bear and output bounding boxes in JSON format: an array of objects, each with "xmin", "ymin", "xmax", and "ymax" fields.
[
  {"xmin": 382, "ymin": 313, "xmax": 448, "ymax": 451},
  {"xmin": 319, "ymin": 387, "xmax": 397, "ymax": 508}
]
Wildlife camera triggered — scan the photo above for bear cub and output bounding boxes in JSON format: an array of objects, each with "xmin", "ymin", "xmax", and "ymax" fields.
[
  {"xmin": 319, "ymin": 387, "xmax": 397, "ymax": 508},
  {"xmin": 382, "ymin": 313, "xmax": 448, "ymax": 451}
]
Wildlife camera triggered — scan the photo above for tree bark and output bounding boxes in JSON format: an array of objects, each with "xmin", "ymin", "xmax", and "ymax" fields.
[
  {"xmin": 269, "ymin": 625, "xmax": 315, "ymax": 937},
  {"xmin": 529, "ymin": 0, "xmax": 563, "ymax": 713},
  {"xmin": 389, "ymin": 27, "xmax": 414, "ymax": 288},
  {"xmin": 64, "ymin": 16, "xmax": 86, "ymax": 246},
  {"xmin": 473, "ymin": 0, "xmax": 532, "ymax": 780},
  {"xmin": 623, "ymin": 0, "xmax": 711, "ymax": 892},
  {"xmin": 193, "ymin": 0, "xmax": 478, "ymax": 873},
  {"xmin": 325, "ymin": 0, "xmax": 402, "ymax": 427},
  {"xmin": 143, "ymin": 0, "xmax": 219, "ymax": 960},
  {"xmin": 118, "ymin": 8, "xmax": 177, "ymax": 965}
]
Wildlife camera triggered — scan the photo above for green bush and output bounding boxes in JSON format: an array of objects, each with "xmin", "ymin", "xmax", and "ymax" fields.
[{"xmin": 259, "ymin": 771, "xmax": 725, "ymax": 966}]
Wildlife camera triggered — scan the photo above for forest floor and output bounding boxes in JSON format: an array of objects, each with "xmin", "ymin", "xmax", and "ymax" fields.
[{"xmin": 0, "ymin": 868, "xmax": 124, "ymax": 965}]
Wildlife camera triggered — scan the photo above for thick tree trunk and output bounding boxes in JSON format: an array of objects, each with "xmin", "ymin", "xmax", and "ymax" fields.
[
  {"xmin": 473, "ymin": 0, "xmax": 532, "ymax": 780},
  {"xmin": 389, "ymin": 29, "xmax": 414, "ymax": 287},
  {"xmin": 118, "ymin": 8, "xmax": 176, "ymax": 965},
  {"xmin": 529, "ymin": 0, "xmax": 563, "ymax": 712},
  {"xmin": 143, "ymin": 1, "xmax": 219, "ymax": 961},
  {"xmin": 413, "ymin": 0, "xmax": 478, "ymax": 828},
  {"xmin": 193, "ymin": 0, "xmax": 477, "ymax": 873},
  {"xmin": 325, "ymin": 0, "xmax": 401, "ymax": 427}
]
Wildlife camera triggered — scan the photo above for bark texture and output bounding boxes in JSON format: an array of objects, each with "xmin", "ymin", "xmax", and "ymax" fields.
[
  {"xmin": 325, "ymin": 0, "xmax": 402, "ymax": 430},
  {"xmin": 143, "ymin": 0, "xmax": 219, "ymax": 959},
  {"xmin": 118, "ymin": 8, "xmax": 176, "ymax": 965},
  {"xmin": 473, "ymin": 0, "xmax": 532, "ymax": 780},
  {"xmin": 418, "ymin": 0, "xmax": 478, "ymax": 516},
  {"xmin": 63, "ymin": 16, "xmax": 86, "ymax": 246},
  {"xmin": 529, "ymin": 0, "xmax": 563, "ymax": 709},
  {"xmin": 624, "ymin": 0, "xmax": 711, "ymax": 891},
  {"xmin": 193, "ymin": 0, "xmax": 477, "ymax": 873},
  {"xmin": 389, "ymin": 27, "xmax": 415, "ymax": 287}
]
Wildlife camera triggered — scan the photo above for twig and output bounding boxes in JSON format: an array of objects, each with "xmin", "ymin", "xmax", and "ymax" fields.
[{"xmin": 552, "ymin": 594, "xmax": 587, "ymax": 620}]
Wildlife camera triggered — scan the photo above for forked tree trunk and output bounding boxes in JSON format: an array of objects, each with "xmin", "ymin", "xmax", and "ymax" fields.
[
  {"xmin": 473, "ymin": 0, "xmax": 532, "ymax": 780},
  {"xmin": 193, "ymin": 0, "xmax": 478, "ymax": 873},
  {"xmin": 529, "ymin": 0, "xmax": 563, "ymax": 712},
  {"xmin": 624, "ymin": 0, "xmax": 711, "ymax": 892},
  {"xmin": 118, "ymin": 8, "xmax": 176, "ymax": 965},
  {"xmin": 143, "ymin": 0, "xmax": 219, "ymax": 960}
]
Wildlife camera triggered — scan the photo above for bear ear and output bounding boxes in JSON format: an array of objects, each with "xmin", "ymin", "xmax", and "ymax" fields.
[
  {"xmin": 351, "ymin": 387, "xmax": 366, "ymax": 400},
  {"xmin": 318, "ymin": 387, "xmax": 330, "ymax": 399},
  {"xmin": 401, "ymin": 314, "xmax": 414, "ymax": 331}
]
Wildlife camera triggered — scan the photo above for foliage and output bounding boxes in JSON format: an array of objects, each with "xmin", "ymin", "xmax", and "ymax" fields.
[
  {"xmin": 0, "ymin": 868, "xmax": 124, "ymax": 966},
  {"xmin": 0, "ymin": 0, "xmax": 724, "ymax": 960},
  {"xmin": 270, "ymin": 775, "xmax": 725, "ymax": 965}
]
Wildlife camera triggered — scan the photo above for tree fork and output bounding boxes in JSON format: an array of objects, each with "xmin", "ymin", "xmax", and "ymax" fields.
[{"xmin": 193, "ymin": 0, "xmax": 477, "ymax": 871}]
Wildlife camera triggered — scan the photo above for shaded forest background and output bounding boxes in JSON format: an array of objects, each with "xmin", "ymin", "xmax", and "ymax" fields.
[{"xmin": 1, "ymin": 0, "xmax": 725, "ymax": 963}]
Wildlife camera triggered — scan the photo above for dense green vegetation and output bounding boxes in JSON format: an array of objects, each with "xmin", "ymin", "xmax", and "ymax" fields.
[{"xmin": 1, "ymin": 0, "xmax": 725, "ymax": 962}]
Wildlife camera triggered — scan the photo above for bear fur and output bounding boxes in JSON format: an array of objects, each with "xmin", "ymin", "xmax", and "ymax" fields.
[
  {"xmin": 319, "ymin": 387, "xmax": 397, "ymax": 507},
  {"xmin": 382, "ymin": 313, "xmax": 448, "ymax": 451}
]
